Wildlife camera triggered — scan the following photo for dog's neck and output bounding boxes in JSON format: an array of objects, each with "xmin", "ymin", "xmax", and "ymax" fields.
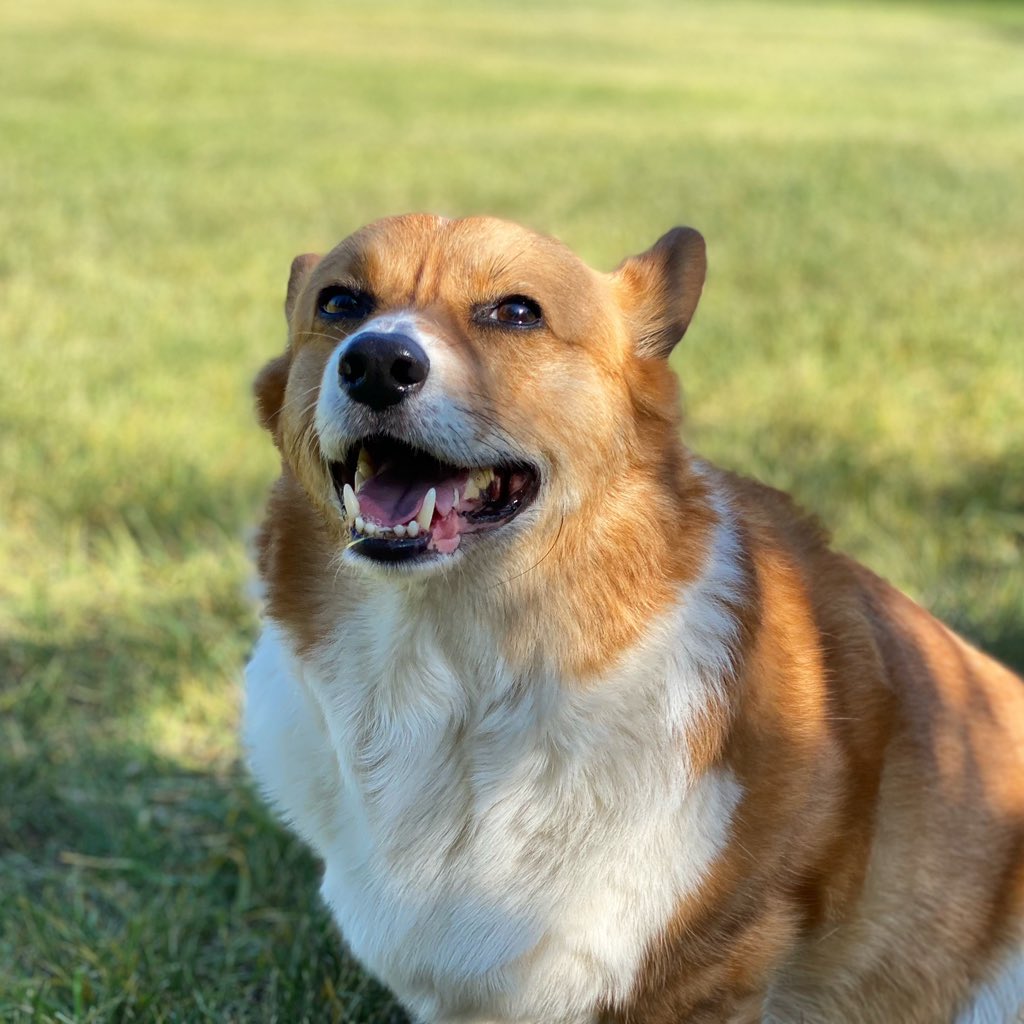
[{"xmin": 259, "ymin": 448, "xmax": 746, "ymax": 712}]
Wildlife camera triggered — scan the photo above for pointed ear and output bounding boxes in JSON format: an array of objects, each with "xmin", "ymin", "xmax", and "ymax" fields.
[
  {"xmin": 253, "ymin": 353, "xmax": 290, "ymax": 437},
  {"xmin": 285, "ymin": 252, "xmax": 321, "ymax": 320},
  {"xmin": 612, "ymin": 227, "xmax": 706, "ymax": 359}
]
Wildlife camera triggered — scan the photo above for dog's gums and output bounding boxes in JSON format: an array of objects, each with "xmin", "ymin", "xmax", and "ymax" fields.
[{"xmin": 329, "ymin": 436, "xmax": 540, "ymax": 562}]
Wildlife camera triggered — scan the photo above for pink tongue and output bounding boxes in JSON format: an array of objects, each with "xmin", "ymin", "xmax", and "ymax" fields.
[{"xmin": 357, "ymin": 466, "xmax": 465, "ymax": 527}]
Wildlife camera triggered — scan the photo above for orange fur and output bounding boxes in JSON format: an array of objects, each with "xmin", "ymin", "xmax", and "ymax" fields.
[{"xmin": 251, "ymin": 214, "xmax": 1024, "ymax": 1022}]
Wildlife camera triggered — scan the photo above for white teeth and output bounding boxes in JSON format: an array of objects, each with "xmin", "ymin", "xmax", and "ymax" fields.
[
  {"xmin": 348, "ymin": 485, "xmax": 435, "ymax": 543},
  {"xmin": 351, "ymin": 516, "xmax": 419, "ymax": 541},
  {"xmin": 463, "ymin": 468, "xmax": 494, "ymax": 502},
  {"xmin": 342, "ymin": 483, "xmax": 360, "ymax": 521},
  {"xmin": 416, "ymin": 488, "xmax": 436, "ymax": 531},
  {"xmin": 453, "ymin": 486, "xmax": 460, "ymax": 509},
  {"xmin": 352, "ymin": 516, "xmax": 378, "ymax": 538},
  {"xmin": 354, "ymin": 469, "xmax": 366, "ymax": 491}
]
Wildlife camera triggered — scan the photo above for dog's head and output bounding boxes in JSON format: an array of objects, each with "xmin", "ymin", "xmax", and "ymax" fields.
[{"xmin": 255, "ymin": 214, "xmax": 705, "ymax": 578}]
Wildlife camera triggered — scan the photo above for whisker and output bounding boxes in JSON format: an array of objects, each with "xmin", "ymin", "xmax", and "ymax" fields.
[
  {"xmin": 491, "ymin": 514, "xmax": 564, "ymax": 589},
  {"xmin": 279, "ymin": 383, "xmax": 321, "ymax": 415},
  {"xmin": 450, "ymin": 403, "xmax": 537, "ymax": 464},
  {"xmin": 459, "ymin": 393, "xmax": 546, "ymax": 451},
  {"xmin": 296, "ymin": 329, "xmax": 348, "ymax": 346}
]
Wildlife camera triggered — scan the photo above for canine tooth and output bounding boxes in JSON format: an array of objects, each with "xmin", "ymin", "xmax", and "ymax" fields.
[
  {"xmin": 354, "ymin": 469, "xmax": 366, "ymax": 491},
  {"xmin": 416, "ymin": 488, "xmax": 436, "ymax": 531},
  {"xmin": 393, "ymin": 523, "xmax": 406, "ymax": 537},
  {"xmin": 357, "ymin": 447, "xmax": 374, "ymax": 480},
  {"xmin": 342, "ymin": 483, "xmax": 360, "ymax": 521},
  {"xmin": 453, "ymin": 486, "xmax": 460, "ymax": 508},
  {"xmin": 407, "ymin": 520, "xmax": 420, "ymax": 538},
  {"xmin": 355, "ymin": 516, "xmax": 365, "ymax": 533}
]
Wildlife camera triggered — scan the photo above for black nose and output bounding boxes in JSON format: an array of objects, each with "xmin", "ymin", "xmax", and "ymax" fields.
[{"xmin": 338, "ymin": 332, "xmax": 430, "ymax": 410}]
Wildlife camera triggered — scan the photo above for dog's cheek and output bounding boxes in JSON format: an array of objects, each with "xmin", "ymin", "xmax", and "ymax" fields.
[
  {"xmin": 535, "ymin": 362, "xmax": 629, "ymax": 503},
  {"xmin": 253, "ymin": 353, "xmax": 291, "ymax": 440}
]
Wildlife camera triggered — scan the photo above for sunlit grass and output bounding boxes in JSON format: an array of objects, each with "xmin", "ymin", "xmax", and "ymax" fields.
[{"xmin": 2, "ymin": 0, "xmax": 1022, "ymax": 1019}]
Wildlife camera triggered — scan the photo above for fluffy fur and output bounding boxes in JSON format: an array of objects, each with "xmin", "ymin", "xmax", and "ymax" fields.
[{"xmin": 244, "ymin": 214, "xmax": 1024, "ymax": 1023}]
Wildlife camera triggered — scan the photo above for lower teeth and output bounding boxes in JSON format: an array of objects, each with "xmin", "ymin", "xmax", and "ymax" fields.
[{"xmin": 354, "ymin": 521, "xmax": 422, "ymax": 540}]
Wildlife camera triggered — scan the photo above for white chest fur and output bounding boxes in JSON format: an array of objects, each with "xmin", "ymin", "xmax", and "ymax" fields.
[
  {"xmin": 243, "ymin": 527, "xmax": 745, "ymax": 1023},
  {"xmin": 954, "ymin": 947, "xmax": 1024, "ymax": 1024}
]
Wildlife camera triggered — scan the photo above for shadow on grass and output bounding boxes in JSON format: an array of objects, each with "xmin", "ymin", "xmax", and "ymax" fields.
[
  {"xmin": 905, "ymin": 454, "xmax": 1024, "ymax": 674},
  {"xmin": 3, "ymin": 423, "xmax": 1019, "ymax": 1019},
  {"xmin": 0, "ymin": 604, "xmax": 408, "ymax": 1023},
  {"xmin": 868, "ymin": 451, "xmax": 1020, "ymax": 672},
  {"xmin": 12, "ymin": 429, "xmax": 273, "ymax": 561},
  {"xmin": 732, "ymin": 422, "xmax": 1024, "ymax": 673},
  {"xmin": 0, "ymin": 741, "xmax": 408, "ymax": 1023}
]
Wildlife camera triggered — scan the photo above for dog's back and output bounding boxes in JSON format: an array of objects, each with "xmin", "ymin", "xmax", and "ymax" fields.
[{"xmin": 583, "ymin": 468, "xmax": 1024, "ymax": 1023}]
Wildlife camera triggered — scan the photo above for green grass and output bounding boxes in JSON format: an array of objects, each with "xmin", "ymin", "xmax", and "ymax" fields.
[{"xmin": 2, "ymin": 0, "xmax": 1022, "ymax": 1019}]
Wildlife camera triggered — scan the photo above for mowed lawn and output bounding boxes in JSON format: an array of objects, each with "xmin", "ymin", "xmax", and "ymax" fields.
[{"xmin": 1, "ymin": 0, "xmax": 1022, "ymax": 1020}]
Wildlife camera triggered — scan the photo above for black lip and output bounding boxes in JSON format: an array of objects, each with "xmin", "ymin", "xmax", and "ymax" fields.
[
  {"xmin": 349, "ymin": 534, "xmax": 430, "ymax": 563},
  {"xmin": 465, "ymin": 472, "xmax": 540, "ymax": 525}
]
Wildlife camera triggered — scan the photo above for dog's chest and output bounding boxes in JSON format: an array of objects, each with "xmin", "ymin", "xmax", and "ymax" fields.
[{"xmin": 245, "ymin": 605, "xmax": 740, "ymax": 1022}]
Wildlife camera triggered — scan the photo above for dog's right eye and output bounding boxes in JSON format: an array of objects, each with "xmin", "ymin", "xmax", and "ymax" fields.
[
  {"xmin": 318, "ymin": 286, "xmax": 374, "ymax": 321},
  {"xmin": 476, "ymin": 295, "xmax": 544, "ymax": 330}
]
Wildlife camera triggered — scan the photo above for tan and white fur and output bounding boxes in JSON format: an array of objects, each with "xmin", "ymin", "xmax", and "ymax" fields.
[{"xmin": 244, "ymin": 214, "xmax": 1024, "ymax": 1023}]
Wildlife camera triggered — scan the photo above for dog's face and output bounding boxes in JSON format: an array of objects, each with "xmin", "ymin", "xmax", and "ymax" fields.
[{"xmin": 255, "ymin": 214, "xmax": 705, "ymax": 576}]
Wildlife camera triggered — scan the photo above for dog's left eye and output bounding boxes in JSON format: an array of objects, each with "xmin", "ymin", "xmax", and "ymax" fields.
[
  {"xmin": 318, "ymin": 286, "xmax": 374, "ymax": 321},
  {"xmin": 482, "ymin": 296, "xmax": 543, "ymax": 329}
]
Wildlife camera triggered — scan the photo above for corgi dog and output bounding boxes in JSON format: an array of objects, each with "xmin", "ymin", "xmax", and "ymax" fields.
[{"xmin": 244, "ymin": 214, "xmax": 1024, "ymax": 1023}]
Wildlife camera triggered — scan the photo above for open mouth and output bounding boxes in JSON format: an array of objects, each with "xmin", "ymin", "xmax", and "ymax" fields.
[{"xmin": 329, "ymin": 436, "xmax": 540, "ymax": 563}]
